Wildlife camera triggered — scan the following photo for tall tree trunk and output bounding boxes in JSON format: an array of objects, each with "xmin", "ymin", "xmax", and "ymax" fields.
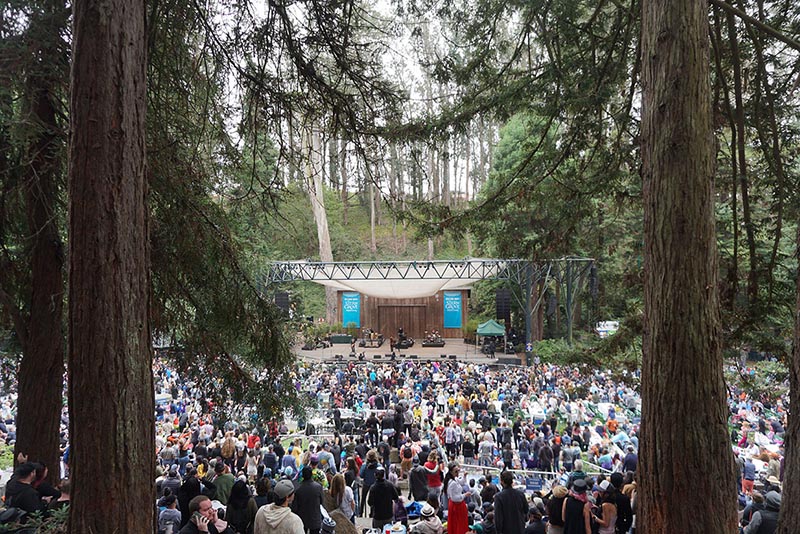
[
  {"xmin": 369, "ymin": 180, "xmax": 377, "ymax": 253},
  {"xmin": 778, "ymin": 224, "xmax": 800, "ymax": 533},
  {"xmin": 68, "ymin": 0, "xmax": 154, "ymax": 531},
  {"xmin": 727, "ymin": 12, "xmax": 758, "ymax": 310},
  {"xmin": 640, "ymin": 0, "xmax": 737, "ymax": 532},
  {"xmin": 711, "ymin": 7, "xmax": 739, "ymax": 311},
  {"xmin": 14, "ymin": 13, "xmax": 65, "ymax": 480},
  {"xmin": 306, "ymin": 127, "xmax": 337, "ymax": 322}
]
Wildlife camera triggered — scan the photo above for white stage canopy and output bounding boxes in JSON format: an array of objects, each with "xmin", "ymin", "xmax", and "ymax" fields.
[{"xmin": 267, "ymin": 259, "xmax": 516, "ymax": 299}]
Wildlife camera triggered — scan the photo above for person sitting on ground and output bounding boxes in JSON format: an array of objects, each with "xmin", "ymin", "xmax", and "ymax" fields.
[
  {"xmin": 411, "ymin": 503, "xmax": 443, "ymax": 534},
  {"xmin": 5, "ymin": 462, "xmax": 46, "ymax": 518},
  {"xmin": 254, "ymin": 479, "xmax": 304, "ymax": 534},
  {"xmin": 743, "ymin": 491, "xmax": 781, "ymax": 534},
  {"xmin": 47, "ymin": 479, "xmax": 71, "ymax": 513}
]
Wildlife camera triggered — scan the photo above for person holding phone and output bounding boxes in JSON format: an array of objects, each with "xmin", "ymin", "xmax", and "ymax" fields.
[{"xmin": 179, "ymin": 495, "xmax": 234, "ymax": 534}]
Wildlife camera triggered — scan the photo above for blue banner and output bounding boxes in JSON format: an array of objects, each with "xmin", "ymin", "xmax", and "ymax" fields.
[
  {"xmin": 341, "ymin": 292, "xmax": 361, "ymax": 328},
  {"xmin": 443, "ymin": 291, "xmax": 462, "ymax": 328}
]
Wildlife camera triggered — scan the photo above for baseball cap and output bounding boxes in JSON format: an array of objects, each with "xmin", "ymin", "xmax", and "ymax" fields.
[{"xmin": 274, "ymin": 479, "xmax": 295, "ymax": 499}]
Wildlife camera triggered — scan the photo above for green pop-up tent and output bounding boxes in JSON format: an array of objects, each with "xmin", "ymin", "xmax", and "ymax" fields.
[
  {"xmin": 476, "ymin": 319, "xmax": 506, "ymax": 336},
  {"xmin": 476, "ymin": 319, "xmax": 506, "ymax": 354}
]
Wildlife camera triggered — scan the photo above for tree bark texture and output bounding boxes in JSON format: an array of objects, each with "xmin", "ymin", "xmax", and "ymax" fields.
[
  {"xmin": 777, "ymin": 224, "xmax": 800, "ymax": 533},
  {"xmin": 68, "ymin": 0, "xmax": 154, "ymax": 532},
  {"xmin": 15, "ymin": 58, "xmax": 65, "ymax": 482},
  {"xmin": 640, "ymin": 0, "xmax": 737, "ymax": 532}
]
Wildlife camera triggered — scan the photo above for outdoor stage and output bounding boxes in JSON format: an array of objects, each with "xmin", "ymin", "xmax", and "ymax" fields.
[{"xmin": 293, "ymin": 338, "xmax": 524, "ymax": 365}]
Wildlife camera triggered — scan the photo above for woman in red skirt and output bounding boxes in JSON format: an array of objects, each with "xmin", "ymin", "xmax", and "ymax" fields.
[{"xmin": 444, "ymin": 462, "xmax": 471, "ymax": 534}]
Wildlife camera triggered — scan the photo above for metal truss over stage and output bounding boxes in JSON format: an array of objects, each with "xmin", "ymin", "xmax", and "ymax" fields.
[{"xmin": 266, "ymin": 257, "xmax": 594, "ymax": 348}]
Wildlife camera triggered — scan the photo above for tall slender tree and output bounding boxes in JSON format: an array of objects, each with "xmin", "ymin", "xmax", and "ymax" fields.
[
  {"xmin": 67, "ymin": 0, "xmax": 153, "ymax": 532},
  {"xmin": 639, "ymin": 0, "xmax": 737, "ymax": 531}
]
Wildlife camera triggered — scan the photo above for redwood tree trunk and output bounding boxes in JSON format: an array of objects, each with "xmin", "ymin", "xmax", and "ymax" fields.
[
  {"xmin": 778, "ymin": 224, "xmax": 800, "ymax": 533},
  {"xmin": 68, "ymin": 0, "xmax": 154, "ymax": 532},
  {"xmin": 639, "ymin": 0, "xmax": 737, "ymax": 531},
  {"xmin": 15, "ymin": 63, "xmax": 65, "ymax": 482}
]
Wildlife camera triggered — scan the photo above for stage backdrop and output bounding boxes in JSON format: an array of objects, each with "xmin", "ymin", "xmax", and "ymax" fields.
[
  {"xmin": 341, "ymin": 292, "xmax": 361, "ymax": 328},
  {"xmin": 443, "ymin": 291, "xmax": 463, "ymax": 328},
  {"xmin": 338, "ymin": 290, "xmax": 469, "ymax": 339}
]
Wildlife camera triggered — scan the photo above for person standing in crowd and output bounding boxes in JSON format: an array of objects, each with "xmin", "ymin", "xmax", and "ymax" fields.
[
  {"xmin": 292, "ymin": 467, "xmax": 323, "ymax": 534},
  {"xmin": 591, "ymin": 480, "xmax": 617, "ymax": 534},
  {"xmin": 213, "ymin": 462, "xmax": 235, "ymax": 505},
  {"xmin": 254, "ymin": 479, "xmax": 304, "ymax": 534},
  {"xmin": 425, "ymin": 450, "xmax": 444, "ymax": 500},
  {"xmin": 368, "ymin": 466, "xmax": 399, "ymax": 529},
  {"xmin": 158, "ymin": 494, "xmax": 182, "ymax": 534},
  {"xmin": 409, "ymin": 457, "xmax": 430, "ymax": 502},
  {"xmin": 444, "ymin": 463, "xmax": 471, "ymax": 534},
  {"xmin": 179, "ymin": 495, "xmax": 235, "ymax": 534},
  {"xmin": 546, "ymin": 484, "xmax": 568, "ymax": 534},
  {"xmin": 609, "ymin": 473, "xmax": 632, "ymax": 534},
  {"xmin": 493, "ymin": 470, "xmax": 528, "ymax": 534},
  {"xmin": 359, "ymin": 450, "xmax": 380, "ymax": 517},
  {"xmin": 329, "ymin": 473, "xmax": 356, "ymax": 524},
  {"xmin": 225, "ymin": 479, "xmax": 258, "ymax": 534},
  {"xmin": 562, "ymin": 478, "xmax": 591, "ymax": 534}
]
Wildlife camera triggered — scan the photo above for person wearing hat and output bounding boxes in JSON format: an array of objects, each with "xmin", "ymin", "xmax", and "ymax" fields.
[
  {"xmin": 591, "ymin": 480, "xmax": 617, "ymax": 534},
  {"xmin": 546, "ymin": 485, "xmax": 568, "ymax": 534},
  {"xmin": 743, "ymin": 490, "xmax": 781, "ymax": 534},
  {"xmin": 411, "ymin": 503, "xmax": 443, "ymax": 534},
  {"xmin": 367, "ymin": 466, "xmax": 399, "ymax": 528},
  {"xmin": 254, "ymin": 479, "xmax": 304, "ymax": 534},
  {"xmin": 562, "ymin": 478, "xmax": 591, "ymax": 534},
  {"xmin": 524, "ymin": 507, "xmax": 547, "ymax": 534},
  {"xmin": 359, "ymin": 449, "xmax": 380, "ymax": 517}
]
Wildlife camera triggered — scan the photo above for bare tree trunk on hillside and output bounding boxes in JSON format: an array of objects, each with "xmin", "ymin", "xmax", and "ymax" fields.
[
  {"xmin": 306, "ymin": 127, "xmax": 337, "ymax": 322},
  {"xmin": 68, "ymin": 0, "xmax": 154, "ymax": 530},
  {"xmin": 369, "ymin": 180, "xmax": 377, "ymax": 253},
  {"xmin": 640, "ymin": 0, "xmax": 737, "ymax": 531},
  {"xmin": 340, "ymin": 138, "xmax": 348, "ymax": 225}
]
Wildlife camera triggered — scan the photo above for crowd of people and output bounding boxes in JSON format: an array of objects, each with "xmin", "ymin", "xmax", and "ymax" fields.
[
  {"xmin": 141, "ymin": 358, "xmax": 787, "ymax": 534},
  {"xmin": 0, "ymin": 356, "xmax": 787, "ymax": 534}
]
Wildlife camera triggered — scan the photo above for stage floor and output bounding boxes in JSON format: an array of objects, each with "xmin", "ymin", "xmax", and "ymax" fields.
[{"xmin": 293, "ymin": 338, "xmax": 524, "ymax": 365}]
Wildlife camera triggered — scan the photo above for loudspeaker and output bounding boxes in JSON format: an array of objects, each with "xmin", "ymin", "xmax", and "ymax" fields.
[
  {"xmin": 496, "ymin": 288, "xmax": 511, "ymax": 322},
  {"xmin": 385, "ymin": 354, "xmax": 394, "ymax": 359},
  {"xmin": 275, "ymin": 291, "xmax": 290, "ymax": 311},
  {"xmin": 373, "ymin": 354, "xmax": 381, "ymax": 359},
  {"xmin": 334, "ymin": 354, "xmax": 343, "ymax": 360},
  {"xmin": 448, "ymin": 355, "xmax": 457, "ymax": 360},
  {"xmin": 409, "ymin": 355, "xmax": 418, "ymax": 359},
  {"xmin": 441, "ymin": 354, "xmax": 448, "ymax": 359}
]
